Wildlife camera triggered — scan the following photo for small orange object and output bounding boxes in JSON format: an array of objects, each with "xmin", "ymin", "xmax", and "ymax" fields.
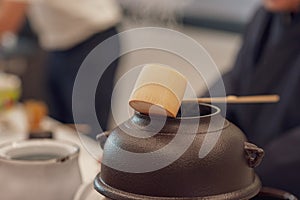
[{"xmin": 24, "ymin": 100, "xmax": 48, "ymax": 132}]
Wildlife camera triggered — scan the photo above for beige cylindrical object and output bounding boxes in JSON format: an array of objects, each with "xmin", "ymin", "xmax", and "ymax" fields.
[{"xmin": 129, "ymin": 64, "xmax": 187, "ymax": 117}]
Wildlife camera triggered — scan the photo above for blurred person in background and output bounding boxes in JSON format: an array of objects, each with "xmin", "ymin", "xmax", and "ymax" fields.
[
  {"xmin": 0, "ymin": 0, "xmax": 122, "ymax": 132},
  {"xmin": 208, "ymin": 0, "xmax": 300, "ymax": 195}
]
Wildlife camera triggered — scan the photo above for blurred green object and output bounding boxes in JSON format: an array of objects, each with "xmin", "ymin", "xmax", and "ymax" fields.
[{"xmin": 0, "ymin": 72, "xmax": 21, "ymax": 111}]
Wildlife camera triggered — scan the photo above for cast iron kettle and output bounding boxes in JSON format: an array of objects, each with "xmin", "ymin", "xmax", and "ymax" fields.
[{"xmin": 95, "ymin": 103, "xmax": 265, "ymax": 200}]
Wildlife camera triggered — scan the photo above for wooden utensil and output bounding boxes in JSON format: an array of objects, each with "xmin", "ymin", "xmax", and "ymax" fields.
[
  {"xmin": 129, "ymin": 64, "xmax": 187, "ymax": 117},
  {"xmin": 185, "ymin": 95, "xmax": 280, "ymax": 104},
  {"xmin": 129, "ymin": 64, "xmax": 280, "ymax": 118}
]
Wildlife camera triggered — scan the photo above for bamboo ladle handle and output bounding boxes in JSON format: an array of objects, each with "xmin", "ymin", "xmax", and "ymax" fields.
[{"xmin": 185, "ymin": 95, "xmax": 280, "ymax": 104}]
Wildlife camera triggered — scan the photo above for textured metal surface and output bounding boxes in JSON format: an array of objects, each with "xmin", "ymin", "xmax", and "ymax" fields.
[
  {"xmin": 95, "ymin": 173, "xmax": 261, "ymax": 200},
  {"xmin": 252, "ymin": 187, "xmax": 298, "ymax": 200},
  {"xmin": 95, "ymin": 103, "xmax": 263, "ymax": 199}
]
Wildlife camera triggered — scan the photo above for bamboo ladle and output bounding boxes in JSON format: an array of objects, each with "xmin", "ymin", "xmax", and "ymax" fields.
[{"xmin": 129, "ymin": 64, "xmax": 280, "ymax": 118}]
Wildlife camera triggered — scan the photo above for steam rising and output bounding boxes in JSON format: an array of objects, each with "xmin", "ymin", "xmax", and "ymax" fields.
[{"xmin": 118, "ymin": 0, "xmax": 192, "ymax": 26}]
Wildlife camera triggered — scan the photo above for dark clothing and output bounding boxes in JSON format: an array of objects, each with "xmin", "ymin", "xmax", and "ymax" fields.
[
  {"xmin": 46, "ymin": 27, "xmax": 119, "ymax": 131},
  {"xmin": 210, "ymin": 8, "xmax": 300, "ymax": 195}
]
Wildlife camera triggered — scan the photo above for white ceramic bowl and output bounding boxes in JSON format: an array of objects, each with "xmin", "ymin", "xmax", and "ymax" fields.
[{"xmin": 0, "ymin": 139, "xmax": 82, "ymax": 200}]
